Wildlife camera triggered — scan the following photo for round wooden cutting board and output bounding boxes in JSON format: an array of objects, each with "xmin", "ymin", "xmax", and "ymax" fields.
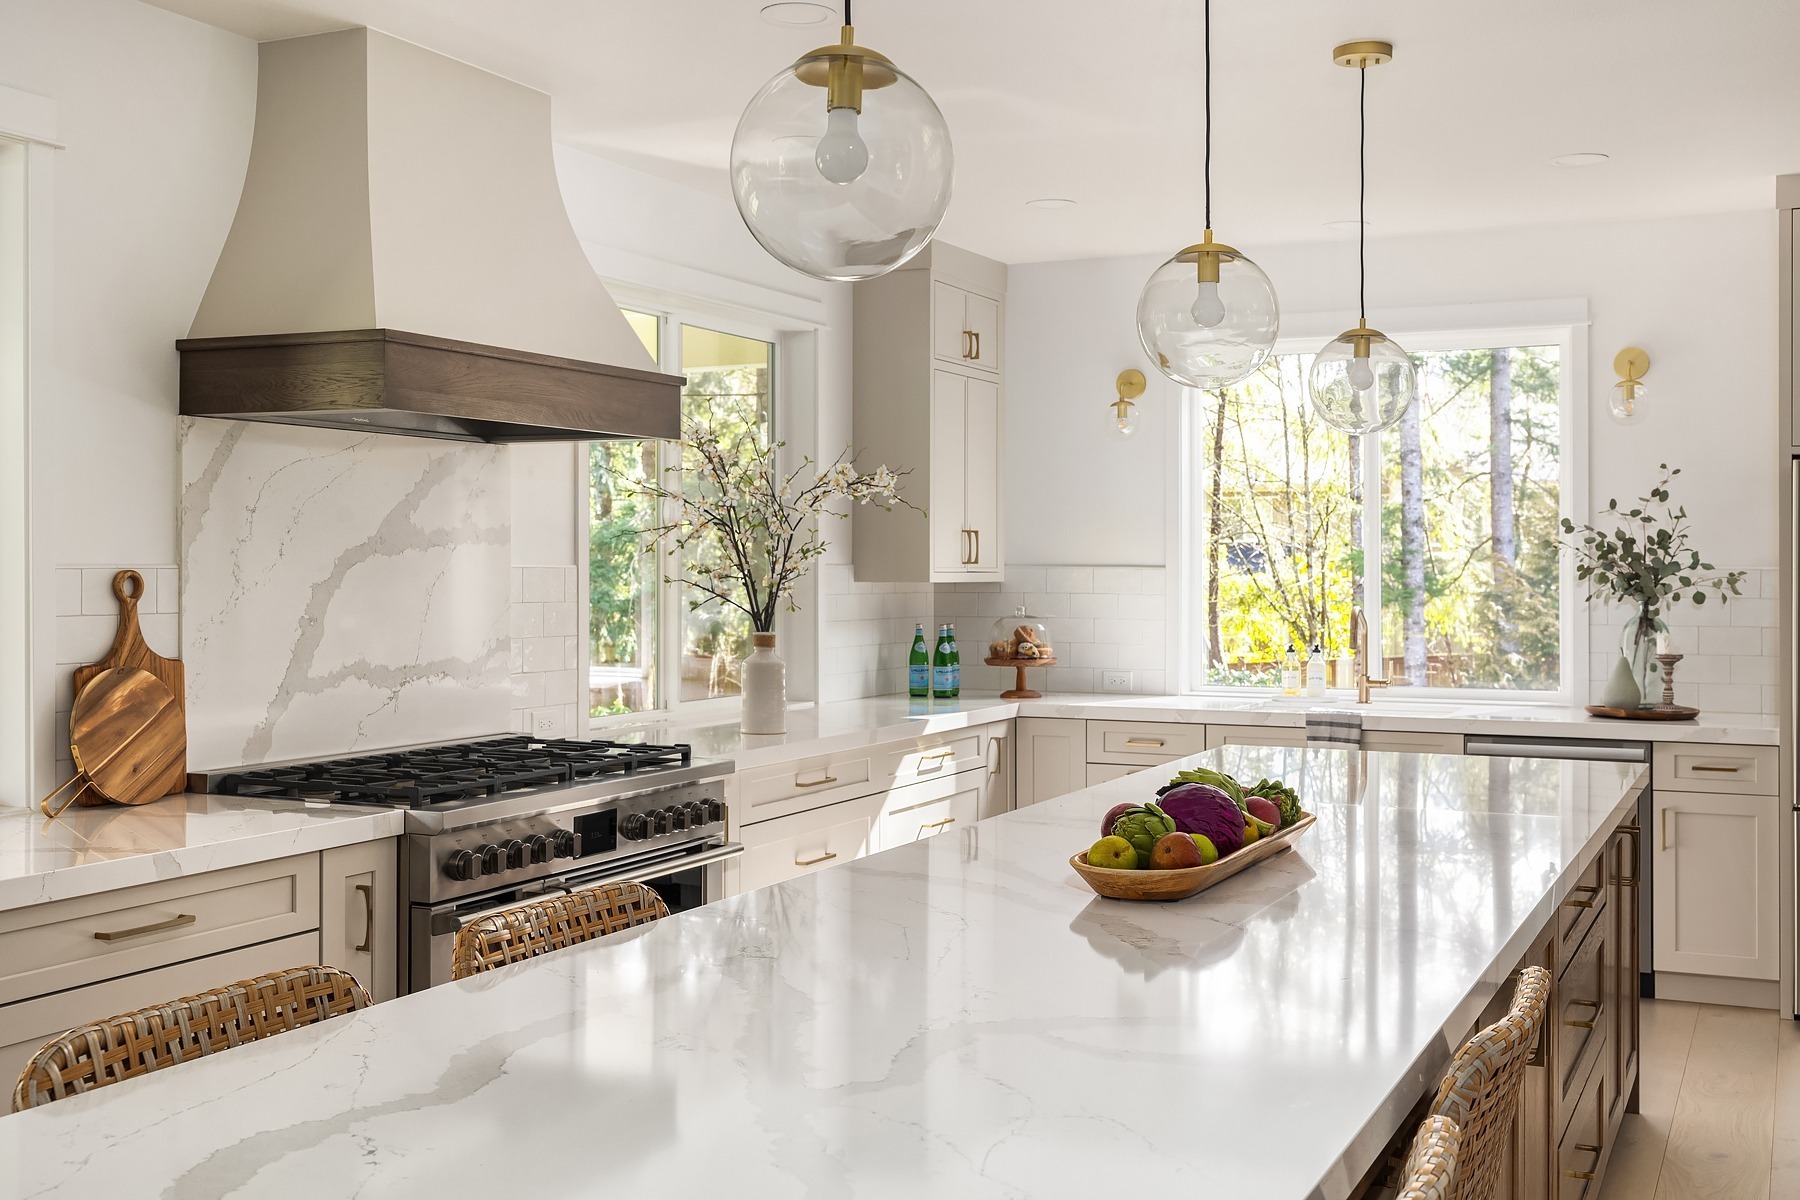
[{"xmin": 68, "ymin": 666, "xmax": 186, "ymax": 807}]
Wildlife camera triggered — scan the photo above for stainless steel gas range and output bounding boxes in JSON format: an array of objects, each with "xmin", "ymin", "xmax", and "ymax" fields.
[{"xmin": 196, "ymin": 737, "xmax": 737, "ymax": 992}]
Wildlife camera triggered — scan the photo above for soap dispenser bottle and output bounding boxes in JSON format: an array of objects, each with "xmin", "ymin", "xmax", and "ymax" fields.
[
  {"xmin": 1281, "ymin": 645, "xmax": 1301, "ymax": 695},
  {"xmin": 1305, "ymin": 644, "xmax": 1327, "ymax": 696}
]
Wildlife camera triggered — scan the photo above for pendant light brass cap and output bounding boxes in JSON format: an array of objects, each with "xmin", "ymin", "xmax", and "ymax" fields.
[
  {"xmin": 795, "ymin": 25, "xmax": 899, "ymax": 90},
  {"xmin": 1332, "ymin": 40, "xmax": 1393, "ymax": 69}
]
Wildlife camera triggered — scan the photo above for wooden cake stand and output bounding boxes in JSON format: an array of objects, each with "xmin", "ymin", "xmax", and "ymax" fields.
[{"xmin": 985, "ymin": 656, "xmax": 1057, "ymax": 700}]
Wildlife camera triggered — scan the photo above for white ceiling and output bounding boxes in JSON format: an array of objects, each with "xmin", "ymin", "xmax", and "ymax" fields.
[{"xmin": 143, "ymin": 0, "xmax": 1800, "ymax": 264}]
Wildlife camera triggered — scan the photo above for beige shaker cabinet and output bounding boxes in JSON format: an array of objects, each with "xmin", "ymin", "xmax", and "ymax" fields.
[{"xmin": 1650, "ymin": 789, "xmax": 1780, "ymax": 982}]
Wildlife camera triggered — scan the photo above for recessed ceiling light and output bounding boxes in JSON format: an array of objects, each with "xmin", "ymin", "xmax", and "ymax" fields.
[
  {"xmin": 1323, "ymin": 219, "xmax": 1369, "ymax": 231},
  {"xmin": 1552, "ymin": 152, "xmax": 1610, "ymax": 168},
  {"xmin": 760, "ymin": 2, "xmax": 835, "ymax": 25},
  {"xmin": 1025, "ymin": 198, "xmax": 1077, "ymax": 210}
]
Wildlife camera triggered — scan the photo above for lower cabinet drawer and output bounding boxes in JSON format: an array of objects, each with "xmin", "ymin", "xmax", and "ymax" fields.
[
  {"xmin": 1206, "ymin": 724, "xmax": 1308, "ymax": 749},
  {"xmin": 882, "ymin": 729, "xmax": 989, "ymax": 788},
  {"xmin": 1086, "ymin": 763, "xmax": 1140, "ymax": 787},
  {"xmin": 1557, "ymin": 1041, "xmax": 1609, "ymax": 1200},
  {"xmin": 734, "ymin": 794, "xmax": 884, "ymax": 895},
  {"xmin": 0, "ymin": 854, "xmax": 322, "ymax": 1006},
  {"xmin": 876, "ymin": 771, "xmax": 984, "ymax": 849},
  {"xmin": 1086, "ymin": 721, "xmax": 1208, "ymax": 765},
  {"xmin": 0, "ymin": 931, "xmax": 322, "ymax": 1092},
  {"xmin": 1557, "ymin": 918, "xmax": 1608, "ymax": 1109},
  {"xmin": 1557, "ymin": 853, "xmax": 1607, "ymax": 958}
]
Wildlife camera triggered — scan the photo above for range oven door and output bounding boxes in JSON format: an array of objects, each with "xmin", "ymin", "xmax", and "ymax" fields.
[{"xmin": 409, "ymin": 840, "xmax": 742, "ymax": 992}]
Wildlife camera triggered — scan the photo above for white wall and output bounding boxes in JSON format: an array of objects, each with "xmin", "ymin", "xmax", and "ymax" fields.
[{"xmin": 1006, "ymin": 210, "xmax": 1777, "ymax": 571}]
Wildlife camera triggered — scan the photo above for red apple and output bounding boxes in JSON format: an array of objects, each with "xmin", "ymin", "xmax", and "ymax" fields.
[
  {"xmin": 1100, "ymin": 802, "xmax": 1137, "ymax": 839},
  {"xmin": 1245, "ymin": 795, "xmax": 1281, "ymax": 829},
  {"xmin": 1150, "ymin": 831, "xmax": 1204, "ymax": 870}
]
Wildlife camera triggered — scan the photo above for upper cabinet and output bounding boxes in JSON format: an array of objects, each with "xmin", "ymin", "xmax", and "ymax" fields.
[
  {"xmin": 1782, "ymin": 173, "xmax": 1800, "ymax": 451},
  {"xmin": 853, "ymin": 243, "xmax": 1008, "ymax": 583}
]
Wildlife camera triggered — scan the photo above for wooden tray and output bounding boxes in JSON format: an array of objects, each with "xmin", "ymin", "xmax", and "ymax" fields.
[
  {"xmin": 1584, "ymin": 704, "xmax": 1699, "ymax": 722},
  {"xmin": 1071, "ymin": 811, "xmax": 1317, "ymax": 901}
]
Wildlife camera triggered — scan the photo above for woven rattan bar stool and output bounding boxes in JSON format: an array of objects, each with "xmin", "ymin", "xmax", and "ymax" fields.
[
  {"xmin": 1426, "ymin": 965, "xmax": 1553, "ymax": 1200},
  {"xmin": 12, "ymin": 964, "xmax": 370, "ymax": 1112},
  {"xmin": 1397, "ymin": 1114, "xmax": 1461, "ymax": 1200},
  {"xmin": 450, "ymin": 880, "xmax": 670, "ymax": 980}
]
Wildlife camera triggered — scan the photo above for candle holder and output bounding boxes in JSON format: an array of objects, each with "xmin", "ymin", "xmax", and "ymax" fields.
[{"xmin": 1654, "ymin": 652, "xmax": 1683, "ymax": 708}]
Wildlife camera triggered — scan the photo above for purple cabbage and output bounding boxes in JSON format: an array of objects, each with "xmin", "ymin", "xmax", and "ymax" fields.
[{"xmin": 1156, "ymin": 783, "xmax": 1245, "ymax": 856}]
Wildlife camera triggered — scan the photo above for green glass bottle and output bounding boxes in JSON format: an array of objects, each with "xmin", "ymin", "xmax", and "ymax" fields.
[
  {"xmin": 932, "ymin": 624, "xmax": 953, "ymax": 699},
  {"xmin": 946, "ymin": 622, "xmax": 961, "ymax": 698},
  {"xmin": 908, "ymin": 624, "xmax": 930, "ymax": 697}
]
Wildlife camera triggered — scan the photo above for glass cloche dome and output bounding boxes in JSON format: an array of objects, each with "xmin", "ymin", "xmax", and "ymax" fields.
[{"xmin": 988, "ymin": 606, "xmax": 1054, "ymax": 662}]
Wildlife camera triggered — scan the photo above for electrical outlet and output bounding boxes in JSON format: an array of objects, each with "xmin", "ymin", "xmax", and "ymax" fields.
[
  {"xmin": 1101, "ymin": 670, "xmax": 1133, "ymax": 693},
  {"xmin": 530, "ymin": 707, "xmax": 566, "ymax": 739}
]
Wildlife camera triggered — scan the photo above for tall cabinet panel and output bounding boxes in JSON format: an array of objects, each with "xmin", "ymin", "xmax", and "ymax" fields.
[
  {"xmin": 1777, "ymin": 173, "xmax": 1799, "ymax": 1019},
  {"xmin": 854, "ymin": 243, "xmax": 1007, "ymax": 583}
]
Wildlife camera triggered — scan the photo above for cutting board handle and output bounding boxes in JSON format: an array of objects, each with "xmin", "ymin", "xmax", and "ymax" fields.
[{"xmin": 105, "ymin": 570, "xmax": 145, "ymax": 661}]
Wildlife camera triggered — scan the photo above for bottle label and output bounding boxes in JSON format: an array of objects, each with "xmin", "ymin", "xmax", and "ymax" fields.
[
  {"xmin": 932, "ymin": 665, "xmax": 953, "ymax": 694},
  {"xmin": 910, "ymin": 665, "xmax": 930, "ymax": 693}
]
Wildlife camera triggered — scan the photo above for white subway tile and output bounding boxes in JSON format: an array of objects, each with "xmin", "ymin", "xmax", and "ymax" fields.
[
  {"xmin": 1730, "ymin": 572, "xmax": 1762, "ymax": 599},
  {"xmin": 55, "ymin": 570, "xmax": 81, "ymax": 617},
  {"xmin": 1118, "ymin": 643, "xmax": 1166, "ymax": 672},
  {"xmin": 1729, "ymin": 655, "xmax": 1777, "ymax": 686},
  {"xmin": 509, "ymin": 568, "xmax": 524, "ymax": 604},
  {"xmin": 1045, "ymin": 567, "xmax": 1093, "ymax": 593},
  {"xmin": 157, "ymin": 568, "xmax": 182, "ymax": 614},
  {"xmin": 1115, "ymin": 593, "xmax": 1164, "ymax": 620},
  {"xmin": 1765, "ymin": 627, "xmax": 1783, "ymax": 657},
  {"xmin": 1695, "ymin": 626, "xmax": 1761, "ymax": 657},
  {"xmin": 1693, "ymin": 682, "xmax": 1762, "ymax": 714},
  {"xmin": 1137, "ymin": 570, "xmax": 1168, "ymax": 596},
  {"xmin": 1138, "ymin": 671, "xmax": 1168, "ymax": 694},
  {"xmin": 1046, "ymin": 666, "xmax": 1095, "ymax": 692},
  {"xmin": 521, "ymin": 636, "xmax": 564, "ymax": 673},
  {"xmin": 1669, "ymin": 654, "xmax": 1730, "ymax": 684},
  {"xmin": 1070, "ymin": 593, "xmax": 1117, "ymax": 619},
  {"xmin": 1763, "ymin": 685, "xmax": 1780, "ymax": 716},
  {"xmin": 1024, "ymin": 592, "xmax": 1071, "ymax": 618},
  {"xmin": 511, "ymin": 603, "xmax": 545, "ymax": 639},
  {"xmin": 542, "ymin": 602, "xmax": 578, "ymax": 637},
  {"xmin": 138, "ymin": 614, "xmax": 179, "ymax": 656},
  {"xmin": 1071, "ymin": 642, "xmax": 1119, "ymax": 669},
  {"xmin": 1005, "ymin": 566, "xmax": 1047, "ymax": 593},
  {"xmin": 1727, "ymin": 597, "xmax": 1775, "ymax": 628},
  {"xmin": 1093, "ymin": 567, "xmax": 1140, "ymax": 595},
  {"xmin": 564, "ymin": 637, "xmax": 579, "ymax": 669},
  {"xmin": 83, "ymin": 567, "xmax": 150, "ymax": 616},
  {"xmin": 53, "ymin": 671, "xmax": 73, "ymax": 713},
  {"xmin": 55, "ymin": 614, "xmax": 117, "ymax": 665},
  {"xmin": 544, "ymin": 669, "xmax": 580, "ymax": 704},
  {"xmin": 522, "ymin": 566, "xmax": 564, "ymax": 603},
  {"xmin": 509, "ymin": 640, "xmax": 524, "ymax": 674},
  {"xmin": 511, "ymin": 671, "xmax": 547, "ymax": 708},
  {"xmin": 1051, "ymin": 616, "xmax": 1093, "ymax": 645}
]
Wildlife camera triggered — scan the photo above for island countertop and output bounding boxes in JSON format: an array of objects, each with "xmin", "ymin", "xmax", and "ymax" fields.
[{"xmin": 0, "ymin": 747, "xmax": 1644, "ymax": 1199}]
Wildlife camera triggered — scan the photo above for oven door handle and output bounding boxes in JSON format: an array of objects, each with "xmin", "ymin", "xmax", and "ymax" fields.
[{"xmin": 432, "ymin": 844, "xmax": 746, "ymax": 936}]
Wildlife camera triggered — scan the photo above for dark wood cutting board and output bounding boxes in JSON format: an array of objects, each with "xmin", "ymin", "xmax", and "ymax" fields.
[{"xmin": 72, "ymin": 570, "xmax": 186, "ymax": 801}]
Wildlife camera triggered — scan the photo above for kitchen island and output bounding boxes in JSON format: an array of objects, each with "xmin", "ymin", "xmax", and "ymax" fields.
[{"xmin": 0, "ymin": 746, "xmax": 1642, "ymax": 1199}]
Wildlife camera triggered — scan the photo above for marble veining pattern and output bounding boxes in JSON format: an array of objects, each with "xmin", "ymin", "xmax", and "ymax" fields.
[
  {"xmin": 180, "ymin": 419, "xmax": 511, "ymax": 768},
  {"xmin": 0, "ymin": 795, "xmax": 403, "ymax": 912},
  {"xmin": 0, "ymin": 748, "xmax": 1643, "ymax": 1200}
]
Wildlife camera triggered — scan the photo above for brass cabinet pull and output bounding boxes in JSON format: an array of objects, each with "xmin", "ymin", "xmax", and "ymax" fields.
[
  {"xmin": 93, "ymin": 912, "xmax": 196, "ymax": 942},
  {"xmin": 794, "ymin": 851, "xmax": 838, "ymax": 867},
  {"xmin": 1615, "ymin": 826, "xmax": 1641, "ymax": 887},
  {"xmin": 354, "ymin": 883, "xmax": 375, "ymax": 953},
  {"xmin": 1662, "ymin": 807, "xmax": 1671, "ymax": 850},
  {"xmin": 1564, "ymin": 883, "xmax": 1602, "ymax": 910},
  {"xmin": 1689, "ymin": 763, "xmax": 1742, "ymax": 773},
  {"xmin": 1564, "ymin": 998, "xmax": 1602, "ymax": 1029},
  {"xmin": 1563, "ymin": 1143, "xmax": 1603, "ymax": 1180},
  {"xmin": 960, "ymin": 529, "xmax": 974, "ymax": 565},
  {"xmin": 919, "ymin": 748, "xmax": 956, "ymax": 768},
  {"xmin": 1124, "ymin": 737, "xmax": 1167, "ymax": 748},
  {"xmin": 973, "ymin": 529, "xmax": 980, "ymax": 563},
  {"xmin": 971, "ymin": 330, "xmax": 981, "ymax": 360},
  {"xmin": 795, "ymin": 774, "xmax": 840, "ymax": 789},
  {"xmin": 921, "ymin": 817, "xmax": 956, "ymax": 831},
  {"xmin": 963, "ymin": 330, "xmax": 975, "ymax": 359}
]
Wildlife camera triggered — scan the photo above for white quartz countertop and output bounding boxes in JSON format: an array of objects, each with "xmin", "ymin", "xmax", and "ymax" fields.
[
  {"xmin": 0, "ymin": 795, "xmax": 404, "ymax": 913},
  {"xmin": 601, "ymin": 690, "xmax": 1777, "ymax": 767},
  {"xmin": 0, "ymin": 746, "xmax": 1644, "ymax": 1200}
]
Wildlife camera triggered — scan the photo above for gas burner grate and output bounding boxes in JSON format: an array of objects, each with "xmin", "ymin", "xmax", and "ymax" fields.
[{"xmin": 216, "ymin": 736, "xmax": 694, "ymax": 808}]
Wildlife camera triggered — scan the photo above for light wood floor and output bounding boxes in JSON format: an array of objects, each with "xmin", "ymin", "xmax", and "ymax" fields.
[{"xmin": 1598, "ymin": 999, "xmax": 1800, "ymax": 1200}]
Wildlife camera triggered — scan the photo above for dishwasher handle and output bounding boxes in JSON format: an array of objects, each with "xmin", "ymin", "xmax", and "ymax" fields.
[{"xmin": 1463, "ymin": 738, "xmax": 1649, "ymax": 764}]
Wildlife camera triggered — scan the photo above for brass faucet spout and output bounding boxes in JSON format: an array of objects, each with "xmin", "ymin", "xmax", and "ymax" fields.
[{"xmin": 1352, "ymin": 607, "xmax": 1389, "ymax": 705}]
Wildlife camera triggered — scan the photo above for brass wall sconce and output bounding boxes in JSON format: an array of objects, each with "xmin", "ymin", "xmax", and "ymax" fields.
[
  {"xmin": 1108, "ymin": 369, "xmax": 1146, "ymax": 440},
  {"xmin": 1610, "ymin": 347, "xmax": 1649, "ymax": 425}
]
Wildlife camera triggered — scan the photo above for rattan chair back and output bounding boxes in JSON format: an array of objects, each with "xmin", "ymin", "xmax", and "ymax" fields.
[
  {"xmin": 450, "ymin": 880, "xmax": 670, "ymax": 980},
  {"xmin": 1398, "ymin": 1114, "xmax": 1461, "ymax": 1200},
  {"xmin": 1427, "ymin": 965, "xmax": 1553, "ymax": 1200},
  {"xmin": 12, "ymin": 964, "xmax": 370, "ymax": 1112}
]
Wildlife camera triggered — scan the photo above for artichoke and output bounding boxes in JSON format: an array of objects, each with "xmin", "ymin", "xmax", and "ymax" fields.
[
  {"xmin": 1161, "ymin": 766, "xmax": 1245, "ymax": 811},
  {"xmin": 1246, "ymin": 778, "xmax": 1303, "ymax": 828},
  {"xmin": 1109, "ymin": 802, "xmax": 1178, "ymax": 864}
]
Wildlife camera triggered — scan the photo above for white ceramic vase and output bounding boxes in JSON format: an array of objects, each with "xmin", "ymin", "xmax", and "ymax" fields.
[{"xmin": 739, "ymin": 631, "xmax": 787, "ymax": 734}]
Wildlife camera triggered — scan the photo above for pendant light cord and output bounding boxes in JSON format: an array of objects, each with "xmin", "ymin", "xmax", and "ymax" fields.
[
  {"xmin": 1203, "ymin": 0, "xmax": 1212, "ymax": 229},
  {"xmin": 1358, "ymin": 63, "xmax": 1367, "ymax": 325}
]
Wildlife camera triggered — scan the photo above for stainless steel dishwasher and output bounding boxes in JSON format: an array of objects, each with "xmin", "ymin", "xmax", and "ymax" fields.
[{"xmin": 1464, "ymin": 735, "xmax": 1654, "ymax": 996}]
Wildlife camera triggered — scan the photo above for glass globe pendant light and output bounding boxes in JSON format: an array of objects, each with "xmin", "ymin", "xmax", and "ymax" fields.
[
  {"xmin": 1308, "ymin": 41, "xmax": 1417, "ymax": 435},
  {"xmin": 1135, "ymin": 0, "xmax": 1280, "ymax": 389},
  {"xmin": 730, "ymin": 0, "xmax": 954, "ymax": 282}
]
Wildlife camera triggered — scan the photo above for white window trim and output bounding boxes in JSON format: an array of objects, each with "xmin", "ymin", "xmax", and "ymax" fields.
[
  {"xmin": 1171, "ymin": 303, "xmax": 1590, "ymax": 705},
  {"xmin": 582, "ymin": 286, "xmax": 820, "ymax": 734}
]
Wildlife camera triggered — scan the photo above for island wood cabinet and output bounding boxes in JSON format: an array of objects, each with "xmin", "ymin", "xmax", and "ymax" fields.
[
  {"xmin": 0, "ymin": 839, "xmax": 398, "ymax": 1087},
  {"xmin": 725, "ymin": 722, "xmax": 1011, "ymax": 896},
  {"xmin": 852, "ymin": 242, "xmax": 1007, "ymax": 583},
  {"xmin": 1649, "ymin": 744, "xmax": 1780, "ymax": 999}
]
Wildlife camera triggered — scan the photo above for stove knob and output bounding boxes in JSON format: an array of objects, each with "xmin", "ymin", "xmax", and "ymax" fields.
[
  {"xmin": 477, "ymin": 844, "xmax": 503, "ymax": 876},
  {"xmin": 670, "ymin": 806, "xmax": 691, "ymax": 832},
  {"xmin": 706, "ymin": 799, "xmax": 726, "ymax": 825},
  {"xmin": 651, "ymin": 809, "xmax": 672, "ymax": 837},
  {"xmin": 444, "ymin": 849, "xmax": 480, "ymax": 881},
  {"xmin": 502, "ymin": 839, "xmax": 528, "ymax": 870},
  {"xmin": 551, "ymin": 829, "xmax": 578, "ymax": 858},
  {"xmin": 527, "ymin": 834, "xmax": 552, "ymax": 864},
  {"xmin": 622, "ymin": 813, "xmax": 650, "ymax": 841},
  {"xmin": 685, "ymin": 801, "xmax": 708, "ymax": 827}
]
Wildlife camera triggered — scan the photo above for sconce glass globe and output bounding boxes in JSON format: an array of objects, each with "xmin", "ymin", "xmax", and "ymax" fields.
[
  {"xmin": 730, "ymin": 33, "xmax": 953, "ymax": 282},
  {"xmin": 1136, "ymin": 235, "xmax": 1280, "ymax": 388},
  {"xmin": 1308, "ymin": 328, "xmax": 1417, "ymax": 434},
  {"xmin": 1106, "ymin": 401, "xmax": 1139, "ymax": 440},
  {"xmin": 1608, "ymin": 380, "xmax": 1647, "ymax": 425}
]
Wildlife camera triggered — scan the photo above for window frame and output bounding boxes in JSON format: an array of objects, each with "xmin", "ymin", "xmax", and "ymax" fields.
[
  {"xmin": 1174, "ymin": 313, "xmax": 1588, "ymax": 704},
  {"xmin": 582, "ymin": 291, "xmax": 791, "ymax": 731}
]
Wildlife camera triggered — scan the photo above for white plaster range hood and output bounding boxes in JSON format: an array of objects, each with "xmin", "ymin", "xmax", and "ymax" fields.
[{"xmin": 179, "ymin": 27, "xmax": 681, "ymax": 443}]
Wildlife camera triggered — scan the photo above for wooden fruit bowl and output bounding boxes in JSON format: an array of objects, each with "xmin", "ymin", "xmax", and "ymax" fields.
[
  {"xmin": 984, "ymin": 655, "xmax": 1057, "ymax": 700},
  {"xmin": 1071, "ymin": 812, "xmax": 1317, "ymax": 901}
]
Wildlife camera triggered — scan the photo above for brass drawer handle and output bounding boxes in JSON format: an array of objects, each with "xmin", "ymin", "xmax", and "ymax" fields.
[
  {"xmin": 355, "ymin": 883, "xmax": 375, "ymax": 954},
  {"xmin": 973, "ymin": 529, "xmax": 979, "ymax": 563},
  {"xmin": 1689, "ymin": 764, "xmax": 1742, "ymax": 773},
  {"xmin": 1124, "ymin": 738, "xmax": 1167, "ymax": 748},
  {"xmin": 963, "ymin": 330, "xmax": 975, "ymax": 359},
  {"xmin": 921, "ymin": 748, "xmax": 957, "ymax": 761},
  {"xmin": 795, "ymin": 774, "xmax": 840, "ymax": 789},
  {"xmin": 1564, "ymin": 998, "xmax": 1601, "ymax": 1030},
  {"xmin": 1615, "ymin": 825, "xmax": 1641, "ymax": 887},
  {"xmin": 93, "ymin": 912, "xmax": 196, "ymax": 942},
  {"xmin": 794, "ymin": 851, "xmax": 838, "ymax": 867},
  {"xmin": 1564, "ymin": 883, "xmax": 1602, "ymax": 910},
  {"xmin": 1563, "ymin": 1144, "xmax": 1603, "ymax": 1180},
  {"xmin": 921, "ymin": 816, "xmax": 957, "ymax": 831}
]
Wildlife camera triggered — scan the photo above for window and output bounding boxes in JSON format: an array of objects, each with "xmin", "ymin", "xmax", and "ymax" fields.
[
  {"xmin": 1186, "ymin": 334, "xmax": 1571, "ymax": 696},
  {"xmin": 586, "ymin": 309, "xmax": 775, "ymax": 719}
]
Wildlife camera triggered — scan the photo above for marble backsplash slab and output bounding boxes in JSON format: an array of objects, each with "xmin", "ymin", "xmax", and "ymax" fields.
[{"xmin": 179, "ymin": 419, "xmax": 511, "ymax": 769}]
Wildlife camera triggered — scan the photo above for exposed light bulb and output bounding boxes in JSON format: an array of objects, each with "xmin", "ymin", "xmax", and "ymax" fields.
[
  {"xmin": 1191, "ymin": 280, "xmax": 1226, "ymax": 328},
  {"xmin": 1347, "ymin": 356, "xmax": 1375, "ymax": 391},
  {"xmin": 815, "ymin": 106, "xmax": 869, "ymax": 184},
  {"xmin": 1108, "ymin": 405, "xmax": 1138, "ymax": 440}
]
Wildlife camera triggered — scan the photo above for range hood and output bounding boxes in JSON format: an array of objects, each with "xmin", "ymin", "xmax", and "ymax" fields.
[{"xmin": 179, "ymin": 28, "xmax": 681, "ymax": 443}]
